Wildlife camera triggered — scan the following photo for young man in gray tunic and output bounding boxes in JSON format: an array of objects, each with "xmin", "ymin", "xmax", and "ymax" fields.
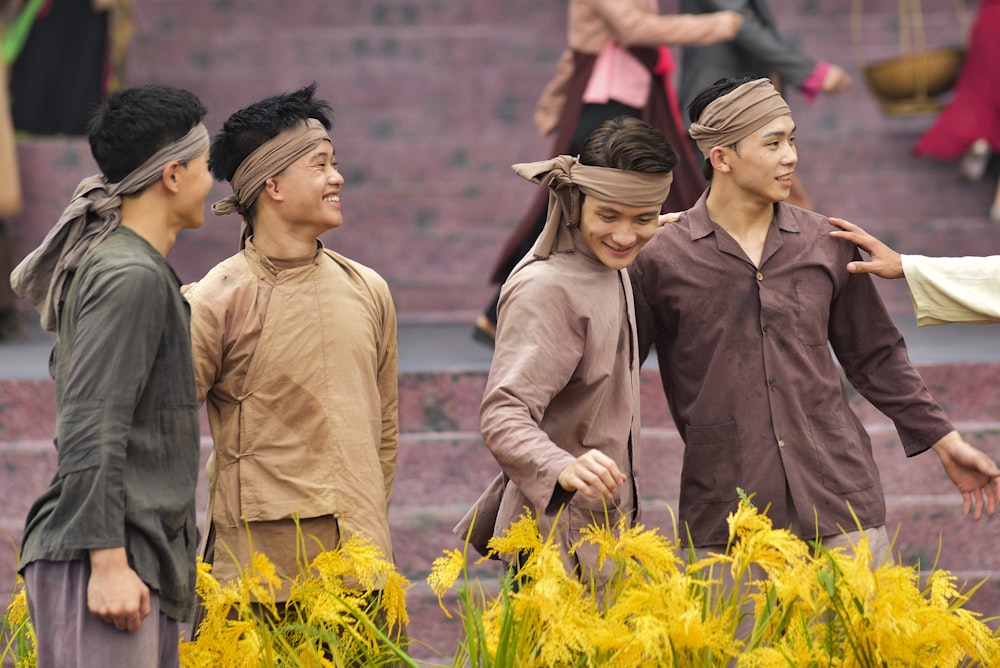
[
  {"xmin": 458, "ymin": 117, "xmax": 675, "ymax": 594},
  {"xmin": 629, "ymin": 77, "xmax": 1000, "ymax": 567},
  {"xmin": 10, "ymin": 85, "xmax": 212, "ymax": 667}
]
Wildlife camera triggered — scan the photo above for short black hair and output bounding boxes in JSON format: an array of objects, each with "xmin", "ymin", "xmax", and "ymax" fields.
[
  {"xmin": 87, "ymin": 84, "xmax": 207, "ymax": 184},
  {"xmin": 208, "ymin": 83, "xmax": 332, "ymax": 183},
  {"xmin": 579, "ymin": 116, "xmax": 677, "ymax": 174},
  {"xmin": 687, "ymin": 75, "xmax": 756, "ymax": 180}
]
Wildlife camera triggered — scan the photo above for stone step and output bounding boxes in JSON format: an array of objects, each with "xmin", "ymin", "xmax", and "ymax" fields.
[
  {"xmin": 3, "ymin": 362, "xmax": 999, "ymax": 613},
  {"xmin": 4, "ymin": 358, "xmax": 997, "ymax": 440}
]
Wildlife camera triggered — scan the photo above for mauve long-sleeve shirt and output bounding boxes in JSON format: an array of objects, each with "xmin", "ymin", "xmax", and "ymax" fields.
[
  {"xmin": 629, "ymin": 192, "xmax": 954, "ymax": 546},
  {"xmin": 458, "ymin": 227, "xmax": 640, "ymax": 572}
]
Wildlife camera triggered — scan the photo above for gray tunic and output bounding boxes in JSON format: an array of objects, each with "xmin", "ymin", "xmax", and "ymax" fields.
[{"xmin": 19, "ymin": 226, "xmax": 201, "ymax": 623}]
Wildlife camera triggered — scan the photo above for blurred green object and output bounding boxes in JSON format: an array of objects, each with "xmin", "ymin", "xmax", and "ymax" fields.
[{"xmin": 1, "ymin": 0, "xmax": 47, "ymax": 65}]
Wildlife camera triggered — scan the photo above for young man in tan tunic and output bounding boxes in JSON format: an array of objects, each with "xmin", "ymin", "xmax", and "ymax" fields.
[
  {"xmin": 458, "ymin": 117, "xmax": 676, "ymax": 594},
  {"xmin": 186, "ymin": 85, "xmax": 398, "ymax": 601}
]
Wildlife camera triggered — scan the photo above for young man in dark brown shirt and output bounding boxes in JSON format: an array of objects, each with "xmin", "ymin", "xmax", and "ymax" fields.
[{"xmin": 629, "ymin": 77, "xmax": 1000, "ymax": 565}]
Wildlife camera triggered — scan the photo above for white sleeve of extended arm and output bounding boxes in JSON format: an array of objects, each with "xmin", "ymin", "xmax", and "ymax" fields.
[{"xmin": 902, "ymin": 254, "xmax": 1000, "ymax": 326}]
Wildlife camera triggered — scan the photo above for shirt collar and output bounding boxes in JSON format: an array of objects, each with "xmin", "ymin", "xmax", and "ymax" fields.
[{"xmin": 686, "ymin": 188, "xmax": 802, "ymax": 240}]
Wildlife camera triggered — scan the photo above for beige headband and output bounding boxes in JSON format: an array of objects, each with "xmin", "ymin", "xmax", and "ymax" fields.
[
  {"xmin": 689, "ymin": 78, "xmax": 791, "ymax": 158},
  {"xmin": 212, "ymin": 118, "xmax": 330, "ymax": 218},
  {"xmin": 512, "ymin": 155, "xmax": 673, "ymax": 259},
  {"xmin": 11, "ymin": 122, "xmax": 211, "ymax": 331}
]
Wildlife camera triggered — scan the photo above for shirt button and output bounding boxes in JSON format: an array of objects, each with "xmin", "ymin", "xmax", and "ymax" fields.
[
  {"xmin": 756, "ymin": 271, "xmax": 764, "ymax": 281},
  {"xmin": 767, "ymin": 377, "xmax": 777, "ymax": 386},
  {"xmin": 778, "ymin": 439, "xmax": 785, "ymax": 447},
  {"xmin": 762, "ymin": 323, "xmax": 769, "ymax": 333}
]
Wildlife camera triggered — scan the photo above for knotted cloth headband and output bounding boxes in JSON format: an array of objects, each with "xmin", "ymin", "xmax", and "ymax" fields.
[
  {"xmin": 688, "ymin": 78, "xmax": 791, "ymax": 158},
  {"xmin": 512, "ymin": 155, "xmax": 673, "ymax": 259},
  {"xmin": 10, "ymin": 122, "xmax": 211, "ymax": 332},
  {"xmin": 211, "ymin": 118, "xmax": 330, "ymax": 248}
]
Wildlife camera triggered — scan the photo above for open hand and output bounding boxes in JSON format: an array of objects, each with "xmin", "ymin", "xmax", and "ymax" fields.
[
  {"xmin": 828, "ymin": 217, "xmax": 904, "ymax": 278},
  {"xmin": 933, "ymin": 431, "xmax": 1000, "ymax": 520}
]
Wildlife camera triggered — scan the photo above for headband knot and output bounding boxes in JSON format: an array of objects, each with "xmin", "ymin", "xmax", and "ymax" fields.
[
  {"xmin": 512, "ymin": 155, "xmax": 673, "ymax": 260},
  {"xmin": 11, "ymin": 122, "xmax": 211, "ymax": 331}
]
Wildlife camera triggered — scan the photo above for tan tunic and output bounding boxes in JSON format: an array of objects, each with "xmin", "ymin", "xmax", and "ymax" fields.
[
  {"xmin": 902, "ymin": 254, "xmax": 1000, "ymax": 326},
  {"xmin": 187, "ymin": 242, "xmax": 398, "ymax": 592},
  {"xmin": 458, "ymin": 229, "xmax": 641, "ymax": 586}
]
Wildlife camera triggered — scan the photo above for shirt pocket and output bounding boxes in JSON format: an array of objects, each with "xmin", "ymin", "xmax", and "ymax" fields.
[
  {"xmin": 807, "ymin": 410, "xmax": 875, "ymax": 494},
  {"xmin": 794, "ymin": 280, "xmax": 833, "ymax": 347},
  {"xmin": 681, "ymin": 421, "xmax": 741, "ymax": 504}
]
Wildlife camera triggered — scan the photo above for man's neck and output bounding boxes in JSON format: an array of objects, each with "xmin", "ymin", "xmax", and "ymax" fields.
[
  {"xmin": 119, "ymin": 195, "xmax": 178, "ymax": 257},
  {"xmin": 705, "ymin": 182, "xmax": 776, "ymax": 267},
  {"xmin": 250, "ymin": 218, "xmax": 321, "ymax": 259}
]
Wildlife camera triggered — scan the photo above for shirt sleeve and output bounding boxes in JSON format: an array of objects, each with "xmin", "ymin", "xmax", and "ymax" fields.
[
  {"xmin": 480, "ymin": 273, "xmax": 583, "ymax": 514},
  {"xmin": 829, "ymin": 247, "xmax": 954, "ymax": 456},
  {"xmin": 374, "ymin": 281, "xmax": 400, "ymax": 506},
  {"xmin": 628, "ymin": 256, "xmax": 657, "ymax": 365},
  {"xmin": 699, "ymin": 0, "xmax": 817, "ymax": 87},
  {"xmin": 591, "ymin": 0, "xmax": 736, "ymax": 47},
  {"xmin": 185, "ymin": 282, "xmax": 224, "ymax": 405},
  {"xmin": 55, "ymin": 264, "xmax": 168, "ymax": 550},
  {"xmin": 797, "ymin": 62, "xmax": 829, "ymax": 102},
  {"xmin": 902, "ymin": 254, "xmax": 1000, "ymax": 326}
]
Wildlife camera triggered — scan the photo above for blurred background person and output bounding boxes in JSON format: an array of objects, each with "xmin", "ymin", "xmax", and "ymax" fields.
[
  {"xmin": 677, "ymin": 0, "xmax": 852, "ymax": 211},
  {"xmin": 473, "ymin": 0, "xmax": 742, "ymax": 345},
  {"xmin": 1, "ymin": 0, "xmax": 25, "ymax": 339},
  {"xmin": 912, "ymin": 0, "xmax": 1000, "ymax": 223},
  {"xmin": 9, "ymin": 0, "xmax": 131, "ymax": 136}
]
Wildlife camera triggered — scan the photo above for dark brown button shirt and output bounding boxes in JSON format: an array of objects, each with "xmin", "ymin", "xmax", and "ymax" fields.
[
  {"xmin": 630, "ymin": 191, "xmax": 954, "ymax": 546},
  {"xmin": 19, "ymin": 227, "xmax": 201, "ymax": 623}
]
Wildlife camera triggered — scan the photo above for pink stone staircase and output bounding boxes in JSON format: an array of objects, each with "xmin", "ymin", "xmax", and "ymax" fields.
[{"xmin": 2, "ymin": 0, "xmax": 1000, "ymax": 662}]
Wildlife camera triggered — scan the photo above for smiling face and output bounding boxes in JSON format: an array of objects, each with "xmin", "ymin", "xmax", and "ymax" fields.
[
  {"xmin": 270, "ymin": 139, "xmax": 344, "ymax": 233},
  {"xmin": 578, "ymin": 195, "xmax": 661, "ymax": 270},
  {"xmin": 727, "ymin": 115, "xmax": 798, "ymax": 204}
]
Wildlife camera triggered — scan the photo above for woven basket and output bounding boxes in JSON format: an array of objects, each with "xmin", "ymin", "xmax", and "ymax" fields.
[
  {"xmin": 863, "ymin": 46, "xmax": 964, "ymax": 114},
  {"xmin": 852, "ymin": 0, "xmax": 968, "ymax": 116}
]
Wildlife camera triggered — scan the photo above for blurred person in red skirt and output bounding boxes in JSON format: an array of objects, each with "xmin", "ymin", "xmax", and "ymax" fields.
[{"xmin": 913, "ymin": 0, "xmax": 1000, "ymax": 223}]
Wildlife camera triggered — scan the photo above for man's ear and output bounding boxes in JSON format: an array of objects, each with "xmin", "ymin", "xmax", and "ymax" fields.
[
  {"xmin": 709, "ymin": 145, "xmax": 732, "ymax": 174},
  {"xmin": 262, "ymin": 177, "xmax": 282, "ymax": 202},
  {"xmin": 161, "ymin": 161, "xmax": 183, "ymax": 193}
]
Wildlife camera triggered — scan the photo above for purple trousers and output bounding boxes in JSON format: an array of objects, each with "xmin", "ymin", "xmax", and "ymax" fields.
[{"xmin": 23, "ymin": 560, "xmax": 180, "ymax": 668}]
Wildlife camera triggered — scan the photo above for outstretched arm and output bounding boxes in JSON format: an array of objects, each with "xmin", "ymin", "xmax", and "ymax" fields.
[
  {"xmin": 828, "ymin": 217, "xmax": 904, "ymax": 278},
  {"xmin": 932, "ymin": 431, "xmax": 1000, "ymax": 520}
]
